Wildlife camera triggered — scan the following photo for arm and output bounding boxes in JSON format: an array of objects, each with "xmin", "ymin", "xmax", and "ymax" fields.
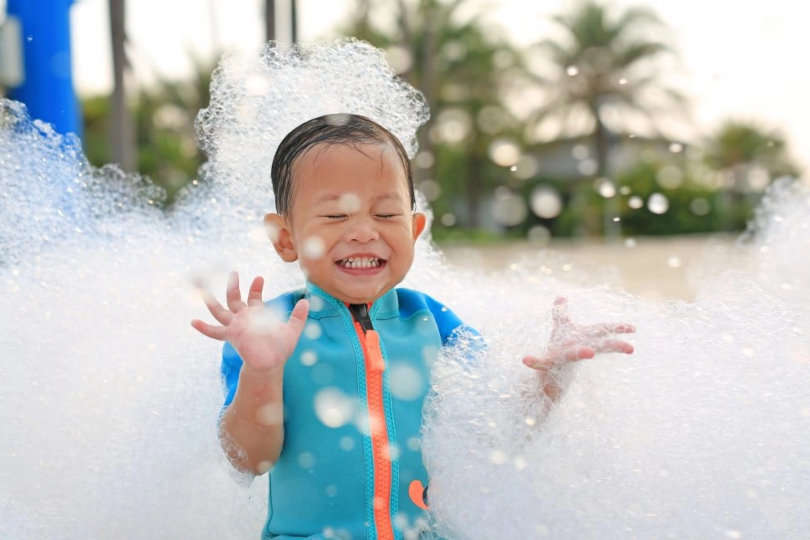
[
  {"xmin": 191, "ymin": 272, "xmax": 309, "ymax": 475},
  {"xmin": 523, "ymin": 296, "xmax": 635, "ymax": 403}
]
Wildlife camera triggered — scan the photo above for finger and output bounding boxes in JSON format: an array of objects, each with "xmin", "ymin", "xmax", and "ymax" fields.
[
  {"xmin": 551, "ymin": 296, "xmax": 570, "ymax": 326},
  {"xmin": 247, "ymin": 276, "xmax": 265, "ymax": 305},
  {"xmin": 201, "ymin": 290, "xmax": 234, "ymax": 325},
  {"xmin": 226, "ymin": 271, "xmax": 246, "ymax": 312},
  {"xmin": 594, "ymin": 339, "xmax": 635, "ymax": 355},
  {"xmin": 523, "ymin": 345, "xmax": 594, "ymax": 370},
  {"xmin": 582, "ymin": 322, "xmax": 637, "ymax": 339},
  {"xmin": 286, "ymin": 299, "xmax": 310, "ymax": 338},
  {"xmin": 283, "ymin": 299, "xmax": 310, "ymax": 344},
  {"xmin": 191, "ymin": 319, "xmax": 227, "ymax": 341}
]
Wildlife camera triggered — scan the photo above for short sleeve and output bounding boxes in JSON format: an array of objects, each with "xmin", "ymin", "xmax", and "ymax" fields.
[{"xmin": 221, "ymin": 341, "xmax": 243, "ymax": 408}]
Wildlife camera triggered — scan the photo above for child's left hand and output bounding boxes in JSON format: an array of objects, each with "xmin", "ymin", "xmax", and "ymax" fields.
[{"xmin": 522, "ymin": 296, "xmax": 635, "ymax": 375}]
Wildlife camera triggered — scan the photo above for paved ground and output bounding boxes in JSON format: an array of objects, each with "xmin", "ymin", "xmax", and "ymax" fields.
[{"xmin": 437, "ymin": 233, "xmax": 749, "ymax": 301}]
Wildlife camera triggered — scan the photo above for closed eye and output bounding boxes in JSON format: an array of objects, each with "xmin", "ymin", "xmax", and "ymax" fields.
[
  {"xmin": 375, "ymin": 214, "xmax": 401, "ymax": 219},
  {"xmin": 322, "ymin": 215, "xmax": 347, "ymax": 221}
]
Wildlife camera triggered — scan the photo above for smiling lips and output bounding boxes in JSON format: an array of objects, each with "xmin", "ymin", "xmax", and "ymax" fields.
[{"xmin": 337, "ymin": 257, "xmax": 385, "ymax": 270}]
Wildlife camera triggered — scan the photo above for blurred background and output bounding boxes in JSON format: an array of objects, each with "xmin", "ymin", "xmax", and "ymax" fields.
[{"xmin": 1, "ymin": 0, "xmax": 807, "ymax": 298}]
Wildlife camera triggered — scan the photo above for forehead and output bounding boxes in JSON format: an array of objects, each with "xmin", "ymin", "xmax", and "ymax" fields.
[{"xmin": 291, "ymin": 142, "xmax": 409, "ymax": 195}]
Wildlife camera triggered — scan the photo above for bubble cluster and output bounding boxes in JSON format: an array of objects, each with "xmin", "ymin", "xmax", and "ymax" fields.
[{"xmin": 196, "ymin": 38, "xmax": 429, "ymax": 220}]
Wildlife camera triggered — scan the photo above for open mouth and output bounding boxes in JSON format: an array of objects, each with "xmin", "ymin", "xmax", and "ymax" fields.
[{"xmin": 336, "ymin": 257, "xmax": 385, "ymax": 269}]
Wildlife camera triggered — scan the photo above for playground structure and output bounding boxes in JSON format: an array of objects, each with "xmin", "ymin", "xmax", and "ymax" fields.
[{"xmin": 0, "ymin": 0, "xmax": 81, "ymax": 137}]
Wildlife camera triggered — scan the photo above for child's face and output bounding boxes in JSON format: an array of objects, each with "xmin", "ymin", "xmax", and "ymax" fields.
[{"xmin": 266, "ymin": 142, "xmax": 426, "ymax": 304}]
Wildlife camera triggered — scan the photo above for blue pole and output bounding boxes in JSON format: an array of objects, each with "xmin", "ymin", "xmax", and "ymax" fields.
[{"xmin": 6, "ymin": 0, "xmax": 82, "ymax": 138}]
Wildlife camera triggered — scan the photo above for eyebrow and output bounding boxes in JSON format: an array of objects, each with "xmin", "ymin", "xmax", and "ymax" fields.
[{"xmin": 313, "ymin": 192, "xmax": 404, "ymax": 205}]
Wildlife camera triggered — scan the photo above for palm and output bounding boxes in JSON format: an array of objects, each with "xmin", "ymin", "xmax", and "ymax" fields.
[
  {"xmin": 191, "ymin": 272, "xmax": 309, "ymax": 373},
  {"xmin": 524, "ymin": 296, "xmax": 635, "ymax": 371}
]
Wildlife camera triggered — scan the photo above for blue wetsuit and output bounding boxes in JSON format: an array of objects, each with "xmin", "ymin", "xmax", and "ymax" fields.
[{"xmin": 221, "ymin": 283, "xmax": 475, "ymax": 539}]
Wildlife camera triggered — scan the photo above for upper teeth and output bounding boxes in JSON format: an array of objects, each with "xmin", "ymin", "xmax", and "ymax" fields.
[{"xmin": 341, "ymin": 257, "xmax": 381, "ymax": 268}]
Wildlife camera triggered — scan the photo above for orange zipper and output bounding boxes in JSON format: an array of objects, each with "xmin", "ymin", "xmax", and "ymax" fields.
[{"xmin": 353, "ymin": 317, "xmax": 394, "ymax": 540}]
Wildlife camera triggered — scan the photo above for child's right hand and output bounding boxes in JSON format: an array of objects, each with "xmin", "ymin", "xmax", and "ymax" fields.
[{"xmin": 191, "ymin": 271, "xmax": 309, "ymax": 373}]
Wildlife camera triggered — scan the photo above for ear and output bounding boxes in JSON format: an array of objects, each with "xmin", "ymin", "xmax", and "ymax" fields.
[
  {"xmin": 264, "ymin": 213, "xmax": 298, "ymax": 262},
  {"xmin": 411, "ymin": 212, "xmax": 427, "ymax": 241}
]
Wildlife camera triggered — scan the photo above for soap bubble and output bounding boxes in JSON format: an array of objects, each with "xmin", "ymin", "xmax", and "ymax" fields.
[
  {"xmin": 314, "ymin": 388, "xmax": 355, "ymax": 428},
  {"xmin": 530, "ymin": 186, "xmax": 562, "ymax": 219},
  {"xmin": 648, "ymin": 192, "xmax": 670, "ymax": 214}
]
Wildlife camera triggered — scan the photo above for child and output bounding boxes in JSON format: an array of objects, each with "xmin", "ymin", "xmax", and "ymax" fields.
[{"xmin": 192, "ymin": 113, "xmax": 635, "ymax": 539}]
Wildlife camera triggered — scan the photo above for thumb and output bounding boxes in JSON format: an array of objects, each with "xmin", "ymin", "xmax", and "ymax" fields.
[{"xmin": 286, "ymin": 298, "xmax": 310, "ymax": 338}]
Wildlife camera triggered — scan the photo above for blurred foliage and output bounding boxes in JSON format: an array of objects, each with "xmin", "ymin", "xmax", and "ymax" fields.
[
  {"xmin": 82, "ymin": 53, "xmax": 214, "ymax": 205},
  {"xmin": 703, "ymin": 120, "xmax": 800, "ymax": 185},
  {"xmin": 529, "ymin": 0, "xmax": 688, "ymax": 178},
  {"xmin": 76, "ymin": 0, "xmax": 800, "ymax": 239},
  {"xmin": 343, "ymin": 0, "xmax": 533, "ymax": 228}
]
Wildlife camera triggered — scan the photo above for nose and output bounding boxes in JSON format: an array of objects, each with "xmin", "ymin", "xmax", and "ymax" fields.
[{"xmin": 346, "ymin": 215, "xmax": 379, "ymax": 243}]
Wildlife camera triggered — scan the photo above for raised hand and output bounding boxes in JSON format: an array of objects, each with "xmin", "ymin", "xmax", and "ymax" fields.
[
  {"xmin": 191, "ymin": 271, "xmax": 309, "ymax": 373},
  {"xmin": 522, "ymin": 296, "xmax": 635, "ymax": 373}
]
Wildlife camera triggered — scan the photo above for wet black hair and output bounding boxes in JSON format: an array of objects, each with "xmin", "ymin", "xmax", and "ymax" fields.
[{"xmin": 270, "ymin": 113, "xmax": 414, "ymax": 216}]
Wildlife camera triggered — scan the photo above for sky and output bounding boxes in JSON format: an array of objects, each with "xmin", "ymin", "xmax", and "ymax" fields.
[{"xmin": 4, "ymin": 0, "xmax": 810, "ymax": 172}]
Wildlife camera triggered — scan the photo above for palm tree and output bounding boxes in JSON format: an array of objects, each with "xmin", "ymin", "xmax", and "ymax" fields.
[
  {"xmin": 529, "ymin": 0, "xmax": 688, "ymax": 237},
  {"xmin": 346, "ymin": 0, "xmax": 532, "ymax": 228},
  {"xmin": 264, "ymin": 0, "xmax": 276, "ymax": 41},
  {"xmin": 531, "ymin": 1, "xmax": 687, "ymax": 176},
  {"xmin": 703, "ymin": 120, "xmax": 800, "ymax": 189},
  {"xmin": 109, "ymin": 0, "xmax": 135, "ymax": 171}
]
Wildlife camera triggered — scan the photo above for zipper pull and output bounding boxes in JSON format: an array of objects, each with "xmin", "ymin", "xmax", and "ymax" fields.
[
  {"xmin": 349, "ymin": 303, "xmax": 374, "ymax": 333},
  {"xmin": 365, "ymin": 330, "xmax": 385, "ymax": 372}
]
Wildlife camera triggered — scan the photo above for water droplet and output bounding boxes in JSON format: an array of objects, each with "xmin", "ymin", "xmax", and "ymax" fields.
[
  {"xmin": 314, "ymin": 387, "xmax": 354, "ymax": 428},
  {"xmin": 647, "ymin": 193, "xmax": 669, "ymax": 214},
  {"xmin": 628, "ymin": 196, "xmax": 644, "ymax": 209},
  {"xmin": 302, "ymin": 236, "xmax": 325, "ymax": 259},
  {"xmin": 577, "ymin": 158, "xmax": 598, "ymax": 176},
  {"xmin": 300, "ymin": 350, "xmax": 318, "ymax": 366},
  {"xmin": 338, "ymin": 193, "xmax": 361, "ymax": 213},
  {"xmin": 304, "ymin": 321, "xmax": 322, "ymax": 339},
  {"xmin": 244, "ymin": 72, "xmax": 271, "ymax": 95},
  {"xmin": 527, "ymin": 226, "xmax": 551, "ymax": 246},
  {"xmin": 566, "ymin": 65, "xmax": 579, "ymax": 76},
  {"xmin": 489, "ymin": 138, "xmax": 521, "ymax": 167},
  {"xmin": 440, "ymin": 213, "xmax": 457, "ymax": 227},
  {"xmin": 667, "ymin": 256, "xmax": 682, "ymax": 268},
  {"xmin": 256, "ymin": 403, "xmax": 283, "ymax": 426},
  {"xmin": 530, "ymin": 186, "xmax": 562, "ymax": 219},
  {"xmin": 390, "ymin": 364, "xmax": 425, "ymax": 400},
  {"xmin": 596, "ymin": 178, "xmax": 616, "ymax": 198},
  {"xmin": 406, "ymin": 436, "xmax": 421, "ymax": 451},
  {"xmin": 690, "ymin": 198, "xmax": 711, "ymax": 216},
  {"xmin": 308, "ymin": 294, "xmax": 325, "ymax": 312},
  {"xmin": 668, "ymin": 142, "xmax": 683, "ymax": 153},
  {"xmin": 571, "ymin": 144, "xmax": 589, "ymax": 160},
  {"xmin": 418, "ymin": 180, "xmax": 441, "ymax": 202},
  {"xmin": 489, "ymin": 449, "xmax": 507, "ymax": 465},
  {"xmin": 491, "ymin": 189, "xmax": 527, "ymax": 227},
  {"xmin": 297, "ymin": 452, "xmax": 316, "ymax": 469},
  {"xmin": 657, "ymin": 165, "xmax": 684, "ymax": 189},
  {"xmin": 339, "ymin": 436, "xmax": 355, "ymax": 451}
]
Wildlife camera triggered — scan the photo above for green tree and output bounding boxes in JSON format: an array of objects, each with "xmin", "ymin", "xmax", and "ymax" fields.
[
  {"xmin": 82, "ymin": 52, "xmax": 215, "ymax": 204},
  {"xmin": 530, "ymin": 0, "xmax": 688, "ymax": 180},
  {"xmin": 344, "ymin": 0, "xmax": 533, "ymax": 229},
  {"xmin": 703, "ymin": 119, "xmax": 800, "ymax": 191}
]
